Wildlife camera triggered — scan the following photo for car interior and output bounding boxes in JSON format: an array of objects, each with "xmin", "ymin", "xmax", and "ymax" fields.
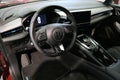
[{"xmin": 1, "ymin": 0, "xmax": 120, "ymax": 80}]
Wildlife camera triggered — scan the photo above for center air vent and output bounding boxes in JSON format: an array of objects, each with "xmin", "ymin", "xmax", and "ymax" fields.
[{"xmin": 1, "ymin": 27, "xmax": 23, "ymax": 38}]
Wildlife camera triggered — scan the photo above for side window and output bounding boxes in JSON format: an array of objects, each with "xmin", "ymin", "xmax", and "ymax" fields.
[{"xmin": 113, "ymin": 0, "xmax": 120, "ymax": 4}]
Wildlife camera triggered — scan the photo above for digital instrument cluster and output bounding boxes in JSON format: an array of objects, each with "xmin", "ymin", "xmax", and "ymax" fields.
[{"xmin": 36, "ymin": 14, "xmax": 47, "ymax": 26}]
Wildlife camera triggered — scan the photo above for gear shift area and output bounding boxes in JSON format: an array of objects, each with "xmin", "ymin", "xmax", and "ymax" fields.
[{"xmin": 75, "ymin": 34, "xmax": 117, "ymax": 66}]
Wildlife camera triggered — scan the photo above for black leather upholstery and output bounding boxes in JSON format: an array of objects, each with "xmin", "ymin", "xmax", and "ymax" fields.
[{"xmin": 108, "ymin": 46, "xmax": 120, "ymax": 59}]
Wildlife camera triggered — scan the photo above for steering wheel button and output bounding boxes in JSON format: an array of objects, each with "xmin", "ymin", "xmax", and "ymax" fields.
[{"xmin": 38, "ymin": 35, "xmax": 46, "ymax": 41}]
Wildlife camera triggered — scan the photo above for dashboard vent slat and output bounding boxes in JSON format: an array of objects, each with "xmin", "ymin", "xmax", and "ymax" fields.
[{"xmin": 1, "ymin": 27, "xmax": 23, "ymax": 38}]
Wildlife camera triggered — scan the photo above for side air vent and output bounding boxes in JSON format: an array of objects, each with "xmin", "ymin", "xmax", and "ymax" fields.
[
  {"xmin": 1, "ymin": 27, "xmax": 23, "ymax": 38},
  {"xmin": 5, "ymin": 14, "xmax": 13, "ymax": 20}
]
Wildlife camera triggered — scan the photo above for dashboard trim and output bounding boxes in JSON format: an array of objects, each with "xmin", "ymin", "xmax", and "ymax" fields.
[
  {"xmin": 0, "ymin": 18, "xmax": 22, "ymax": 33},
  {"xmin": 91, "ymin": 11, "xmax": 112, "ymax": 24},
  {"xmin": 3, "ymin": 31, "xmax": 28, "ymax": 42},
  {"xmin": 70, "ymin": 6, "xmax": 113, "ymax": 15}
]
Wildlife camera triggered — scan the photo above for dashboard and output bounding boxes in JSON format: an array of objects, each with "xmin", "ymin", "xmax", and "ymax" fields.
[{"xmin": 0, "ymin": 0, "xmax": 113, "ymax": 44}]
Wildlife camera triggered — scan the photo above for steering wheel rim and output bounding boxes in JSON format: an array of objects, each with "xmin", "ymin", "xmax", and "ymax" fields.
[{"xmin": 30, "ymin": 5, "xmax": 77, "ymax": 56}]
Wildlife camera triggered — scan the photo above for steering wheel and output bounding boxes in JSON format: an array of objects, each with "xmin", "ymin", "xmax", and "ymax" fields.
[{"xmin": 30, "ymin": 5, "xmax": 76, "ymax": 56}]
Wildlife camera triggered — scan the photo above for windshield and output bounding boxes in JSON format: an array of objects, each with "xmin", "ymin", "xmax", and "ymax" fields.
[
  {"xmin": 0, "ymin": 0, "xmax": 39, "ymax": 7},
  {"xmin": 0, "ymin": 0, "xmax": 108, "ymax": 8}
]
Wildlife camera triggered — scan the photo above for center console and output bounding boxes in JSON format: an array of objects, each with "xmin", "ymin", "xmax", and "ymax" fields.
[{"xmin": 74, "ymin": 34, "xmax": 117, "ymax": 66}]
